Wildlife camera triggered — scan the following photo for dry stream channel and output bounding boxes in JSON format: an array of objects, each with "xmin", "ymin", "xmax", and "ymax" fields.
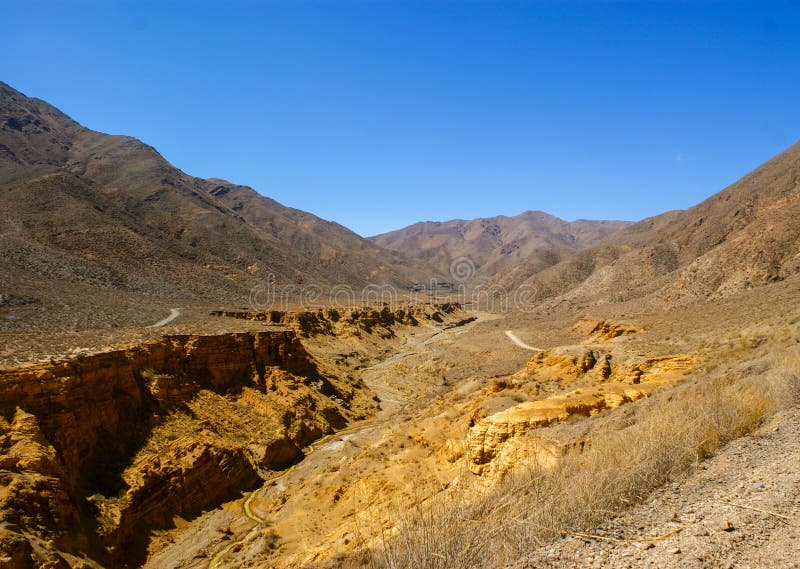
[{"xmin": 148, "ymin": 316, "xmax": 483, "ymax": 569}]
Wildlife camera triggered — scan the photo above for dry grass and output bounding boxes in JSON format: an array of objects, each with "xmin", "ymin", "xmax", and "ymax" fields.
[{"xmin": 345, "ymin": 348, "xmax": 800, "ymax": 569}]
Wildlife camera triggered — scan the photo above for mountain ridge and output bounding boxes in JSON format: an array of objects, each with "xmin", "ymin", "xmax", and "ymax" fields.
[
  {"xmin": 493, "ymin": 139, "xmax": 800, "ymax": 308},
  {"xmin": 0, "ymin": 81, "xmax": 432, "ymax": 305},
  {"xmin": 370, "ymin": 209, "xmax": 632, "ymax": 279},
  {"xmin": 3, "ymin": 79, "xmax": 798, "ymax": 316}
]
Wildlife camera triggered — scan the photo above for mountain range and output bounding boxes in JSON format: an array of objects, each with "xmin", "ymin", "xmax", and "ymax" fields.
[
  {"xmin": 370, "ymin": 212, "xmax": 630, "ymax": 280},
  {"xmin": 492, "ymin": 141, "xmax": 800, "ymax": 308},
  {"xmin": 1, "ymin": 80, "xmax": 799, "ymax": 314}
]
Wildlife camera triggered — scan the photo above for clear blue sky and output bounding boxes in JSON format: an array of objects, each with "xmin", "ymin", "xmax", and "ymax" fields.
[{"xmin": 3, "ymin": 1, "xmax": 799, "ymax": 236}]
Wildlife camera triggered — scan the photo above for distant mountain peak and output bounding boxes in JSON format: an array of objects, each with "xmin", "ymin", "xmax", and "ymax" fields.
[{"xmin": 371, "ymin": 211, "xmax": 632, "ymax": 279}]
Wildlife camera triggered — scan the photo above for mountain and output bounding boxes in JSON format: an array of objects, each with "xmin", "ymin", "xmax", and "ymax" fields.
[
  {"xmin": 494, "ymin": 140, "xmax": 800, "ymax": 308},
  {"xmin": 3, "ymin": 79, "xmax": 797, "ymax": 318},
  {"xmin": 370, "ymin": 211, "xmax": 631, "ymax": 280},
  {"xmin": 0, "ymin": 81, "xmax": 430, "ymax": 306}
]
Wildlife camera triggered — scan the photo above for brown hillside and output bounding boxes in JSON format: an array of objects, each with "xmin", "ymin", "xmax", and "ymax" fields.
[
  {"xmin": 495, "ymin": 141, "xmax": 800, "ymax": 308},
  {"xmin": 370, "ymin": 211, "xmax": 631, "ymax": 279},
  {"xmin": 0, "ymin": 82, "xmax": 430, "ymax": 307}
]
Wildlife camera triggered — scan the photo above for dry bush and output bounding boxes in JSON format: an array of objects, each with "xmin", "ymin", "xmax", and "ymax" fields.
[
  {"xmin": 347, "ymin": 350, "xmax": 800, "ymax": 569},
  {"xmin": 773, "ymin": 346, "xmax": 800, "ymax": 403}
]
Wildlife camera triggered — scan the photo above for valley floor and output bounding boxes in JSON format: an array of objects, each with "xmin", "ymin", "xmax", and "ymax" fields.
[{"xmin": 144, "ymin": 314, "xmax": 487, "ymax": 568}]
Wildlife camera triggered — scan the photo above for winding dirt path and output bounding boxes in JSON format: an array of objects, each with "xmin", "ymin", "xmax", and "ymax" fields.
[
  {"xmin": 207, "ymin": 418, "xmax": 392, "ymax": 568},
  {"xmin": 504, "ymin": 330, "xmax": 543, "ymax": 351},
  {"xmin": 146, "ymin": 308, "xmax": 181, "ymax": 328}
]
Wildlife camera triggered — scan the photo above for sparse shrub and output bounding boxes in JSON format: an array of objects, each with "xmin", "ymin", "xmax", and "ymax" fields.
[{"xmin": 346, "ymin": 350, "xmax": 797, "ymax": 569}]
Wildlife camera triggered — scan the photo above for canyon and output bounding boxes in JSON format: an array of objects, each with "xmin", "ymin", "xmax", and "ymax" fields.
[
  {"xmin": 0, "ymin": 303, "xmax": 482, "ymax": 568},
  {"xmin": 0, "ymin": 328, "xmax": 368, "ymax": 567}
]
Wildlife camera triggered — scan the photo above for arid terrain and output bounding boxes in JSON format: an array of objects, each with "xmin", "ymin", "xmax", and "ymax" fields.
[
  {"xmin": 370, "ymin": 212, "xmax": 631, "ymax": 280},
  {"xmin": 1, "ymin": 82, "xmax": 799, "ymax": 569}
]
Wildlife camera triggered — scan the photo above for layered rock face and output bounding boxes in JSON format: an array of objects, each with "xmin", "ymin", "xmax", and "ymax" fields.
[
  {"xmin": 516, "ymin": 347, "xmax": 693, "ymax": 385},
  {"xmin": 466, "ymin": 343, "xmax": 695, "ymax": 477},
  {"xmin": 211, "ymin": 303, "xmax": 465, "ymax": 338},
  {"xmin": 0, "ymin": 331, "xmax": 370, "ymax": 568},
  {"xmin": 466, "ymin": 384, "xmax": 651, "ymax": 475}
]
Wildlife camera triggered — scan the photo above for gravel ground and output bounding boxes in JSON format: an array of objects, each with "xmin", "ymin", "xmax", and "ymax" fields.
[{"xmin": 510, "ymin": 405, "xmax": 800, "ymax": 569}]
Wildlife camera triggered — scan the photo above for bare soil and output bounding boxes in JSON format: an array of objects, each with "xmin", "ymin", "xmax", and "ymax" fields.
[{"xmin": 510, "ymin": 405, "xmax": 800, "ymax": 569}]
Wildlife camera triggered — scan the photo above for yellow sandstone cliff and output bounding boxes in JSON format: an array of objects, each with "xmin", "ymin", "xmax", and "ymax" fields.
[{"xmin": 0, "ymin": 331, "xmax": 373, "ymax": 567}]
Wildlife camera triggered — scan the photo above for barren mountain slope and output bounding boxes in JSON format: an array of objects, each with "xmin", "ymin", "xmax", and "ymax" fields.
[
  {"xmin": 0, "ymin": 81, "xmax": 429, "ymax": 306},
  {"xmin": 495, "ymin": 141, "xmax": 800, "ymax": 308},
  {"xmin": 370, "ymin": 211, "xmax": 631, "ymax": 278}
]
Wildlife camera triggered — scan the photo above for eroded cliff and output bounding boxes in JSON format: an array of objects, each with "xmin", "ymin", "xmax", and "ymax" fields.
[
  {"xmin": 210, "ymin": 303, "xmax": 466, "ymax": 339},
  {"xmin": 466, "ymin": 344, "xmax": 695, "ymax": 477},
  {"xmin": 0, "ymin": 330, "xmax": 373, "ymax": 568}
]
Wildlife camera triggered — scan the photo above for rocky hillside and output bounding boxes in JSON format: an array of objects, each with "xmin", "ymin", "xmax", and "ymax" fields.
[
  {"xmin": 0, "ymin": 82, "xmax": 429, "ymax": 305},
  {"xmin": 495, "ymin": 141, "xmax": 800, "ymax": 308},
  {"xmin": 370, "ymin": 211, "xmax": 630, "ymax": 279}
]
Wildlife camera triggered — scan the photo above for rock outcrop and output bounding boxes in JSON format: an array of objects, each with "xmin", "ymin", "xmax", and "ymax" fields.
[
  {"xmin": 466, "ymin": 385, "xmax": 651, "ymax": 475},
  {"xmin": 516, "ymin": 346, "xmax": 693, "ymax": 385},
  {"xmin": 211, "ymin": 303, "xmax": 465, "ymax": 338},
  {"xmin": 467, "ymin": 346, "xmax": 695, "ymax": 477},
  {"xmin": 516, "ymin": 348, "xmax": 604, "ymax": 380},
  {"xmin": 572, "ymin": 318, "xmax": 643, "ymax": 342},
  {"xmin": 0, "ymin": 331, "xmax": 372, "ymax": 567}
]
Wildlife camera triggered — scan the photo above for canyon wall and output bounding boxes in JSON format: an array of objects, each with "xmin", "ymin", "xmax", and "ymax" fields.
[
  {"xmin": 210, "ymin": 303, "xmax": 465, "ymax": 338},
  {"xmin": 0, "ymin": 330, "xmax": 371, "ymax": 568}
]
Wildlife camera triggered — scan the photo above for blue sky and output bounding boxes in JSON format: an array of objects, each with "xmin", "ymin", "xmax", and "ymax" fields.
[{"xmin": 2, "ymin": 1, "xmax": 799, "ymax": 236}]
